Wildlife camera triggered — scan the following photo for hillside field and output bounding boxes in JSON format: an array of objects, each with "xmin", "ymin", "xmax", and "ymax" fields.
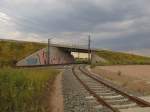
[
  {"xmin": 0, "ymin": 40, "xmax": 46, "ymax": 67},
  {"xmin": 1, "ymin": 40, "xmax": 150, "ymax": 66},
  {"xmin": 0, "ymin": 40, "xmax": 59, "ymax": 112},
  {"xmin": 96, "ymin": 50, "xmax": 150, "ymax": 65}
]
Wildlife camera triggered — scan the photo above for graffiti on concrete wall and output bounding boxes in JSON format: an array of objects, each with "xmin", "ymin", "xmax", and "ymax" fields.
[
  {"xmin": 50, "ymin": 56, "xmax": 60, "ymax": 64},
  {"xmin": 37, "ymin": 49, "xmax": 48, "ymax": 64},
  {"xmin": 26, "ymin": 58, "xmax": 38, "ymax": 65},
  {"xmin": 26, "ymin": 49, "xmax": 48, "ymax": 65},
  {"xmin": 49, "ymin": 54, "xmax": 74, "ymax": 64},
  {"xmin": 17, "ymin": 47, "xmax": 75, "ymax": 66}
]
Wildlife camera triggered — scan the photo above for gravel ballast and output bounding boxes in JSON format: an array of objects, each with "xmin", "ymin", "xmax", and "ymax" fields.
[{"xmin": 62, "ymin": 66, "xmax": 95, "ymax": 112}]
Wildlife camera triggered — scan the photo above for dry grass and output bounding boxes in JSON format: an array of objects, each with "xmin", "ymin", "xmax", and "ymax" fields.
[
  {"xmin": 92, "ymin": 65, "xmax": 150, "ymax": 96},
  {"xmin": 96, "ymin": 50, "xmax": 150, "ymax": 65},
  {"xmin": 0, "ymin": 40, "xmax": 46, "ymax": 67},
  {"xmin": 0, "ymin": 67, "xmax": 59, "ymax": 112}
]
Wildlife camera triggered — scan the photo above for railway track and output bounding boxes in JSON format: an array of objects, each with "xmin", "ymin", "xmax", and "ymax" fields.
[{"xmin": 72, "ymin": 65, "xmax": 150, "ymax": 112}]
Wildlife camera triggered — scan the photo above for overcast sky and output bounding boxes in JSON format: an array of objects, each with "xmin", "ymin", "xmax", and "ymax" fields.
[{"xmin": 0, "ymin": 0, "xmax": 150, "ymax": 52}]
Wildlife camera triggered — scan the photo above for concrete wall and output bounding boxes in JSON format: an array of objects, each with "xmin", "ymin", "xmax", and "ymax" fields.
[
  {"xmin": 16, "ymin": 46, "xmax": 75, "ymax": 66},
  {"xmin": 91, "ymin": 52, "xmax": 107, "ymax": 64}
]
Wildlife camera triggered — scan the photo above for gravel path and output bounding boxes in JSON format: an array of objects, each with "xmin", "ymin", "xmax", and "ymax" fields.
[{"xmin": 62, "ymin": 66, "xmax": 95, "ymax": 112}]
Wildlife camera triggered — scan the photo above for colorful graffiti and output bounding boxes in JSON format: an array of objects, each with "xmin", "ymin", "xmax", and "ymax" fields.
[
  {"xmin": 26, "ymin": 58, "xmax": 38, "ymax": 65},
  {"xmin": 25, "ymin": 49, "xmax": 48, "ymax": 65},
  {"xmin": 17, "ymin": 47, "xmax": 75, "ymax": 66},
  {"xmin": 37, "ymin": 49, "xmax": 48, "ymax": 64}
]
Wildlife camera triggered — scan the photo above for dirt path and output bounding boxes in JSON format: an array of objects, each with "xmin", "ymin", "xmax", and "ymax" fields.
[{"xmin": 49, "ymin": 72, "xmax": 64, "ymax": 112}]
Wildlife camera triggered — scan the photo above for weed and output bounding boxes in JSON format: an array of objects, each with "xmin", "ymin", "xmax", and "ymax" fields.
[
  {"xmin": 117, "ymin": 71, "xmax": 122, "ymax": 76},
  {"xmin": 0, "ymin": 67, "xmax": 59, "ymax": 112}
]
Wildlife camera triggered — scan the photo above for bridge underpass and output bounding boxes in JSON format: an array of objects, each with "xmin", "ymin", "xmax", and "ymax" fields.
[{"xmin": 16, "ymin": 43, "xmax": 101, "ymax": 66}]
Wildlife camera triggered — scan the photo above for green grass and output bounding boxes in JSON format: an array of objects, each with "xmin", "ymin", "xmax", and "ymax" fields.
[
  {"xmin": 0, "ymin": 67, "xmax": 59, "ymax": 112},
  {"xmin": 96, "ymin": 50, "xmax": 150, "ymax": 65},
  {"xmin": 0, "ymin": 40, "xmax": 46, "ymax": 67},
  {"xmin": 75, "ymin": 58, "xmax": 89, "ymax": 64}
]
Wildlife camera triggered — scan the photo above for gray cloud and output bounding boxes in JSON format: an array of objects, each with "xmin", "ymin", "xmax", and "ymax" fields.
[{"xmin": 0, "ymin": 0, "xmax": 150, "ymax": 51}]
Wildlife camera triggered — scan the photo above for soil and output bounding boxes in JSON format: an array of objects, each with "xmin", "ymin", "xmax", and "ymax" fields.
[
  {"xmin": 49, "ymin": 72, "xmax": 64, "ymax": 112},
  {"xmin": 91, "ymin": 65, "xmax": 150, "ymax": 96}
]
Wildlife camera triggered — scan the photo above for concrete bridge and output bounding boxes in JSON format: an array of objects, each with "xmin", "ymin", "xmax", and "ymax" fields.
[{"xmin": 16, "ymin": 44, "xmax": 102, "ymax": 66}]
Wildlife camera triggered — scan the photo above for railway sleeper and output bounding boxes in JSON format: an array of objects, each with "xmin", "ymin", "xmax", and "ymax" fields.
[
  {"xmin": 102, "ymin": 94, "xmax": 123, "ymax": 99},
  {"xmin": 97, "ymin": 91, "xmax": 118, "ymax": 96},
  {"xmin": 90, "ymin": 87, "xmax": 109, "ymax": 91},
  {"xmin": 106, "ymin": 98, "xmax": 129, "ymax": 104},
  {"xmin": 108, "ymin": 100, "xmax": 135, "ymax": 105},
  {"xmin": 94, "ymin": 89, "xmax": 114, "ymax": 92},
  {"xmin": 93, "ymin": 91, "xmax": 114, "ymax": 95},
  {"xmin": 86, "ymin": 84, "xmax": 105, "ymax": 87},
  {"xmin": 112, "ymin": 103, "xmax": 137, "ymax": 109},
  {"xmin": 102, "ymin": 95, "xmax": 126, "ymax": 101},
  {"xmin": 85, "ymin": 83, "xmax": 104, "ymax": 87},
  {"xmin": 93, "ymin": 89, "xmax": 113, "ymax": 93}
]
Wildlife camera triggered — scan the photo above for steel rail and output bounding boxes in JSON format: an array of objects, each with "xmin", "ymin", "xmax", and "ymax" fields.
[
  {"xmin": 79, "ymin": 65, "xmax": 150, "ymax": 107},
  {"xmin": 72, "ymin": 66, "xmax": 120, "ymax": 112}
]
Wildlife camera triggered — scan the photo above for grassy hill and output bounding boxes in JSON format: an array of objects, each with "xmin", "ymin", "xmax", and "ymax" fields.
[
  {"xmin": 0, "ymin": 40, "xmax": 59, "ymax": 112},
  {"xmin": 0, "ymin": 40, "xmax": 46, "ymax": 67},
  {"xmin": 1, "ymin": 39, "xmax": 150, "ymax": 66},
  {"xmin": 96, "ymin": 50, "xmax": 150, "ymax": 65}
]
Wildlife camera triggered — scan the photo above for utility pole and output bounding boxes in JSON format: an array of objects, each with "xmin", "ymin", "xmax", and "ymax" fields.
[
  {"xmin": 48, "ymin": 39, "xmax": 50, "ymax": 65},
  {"xmin": 88, "ymin": 35, "xmax": 91, "ymax": 64}
]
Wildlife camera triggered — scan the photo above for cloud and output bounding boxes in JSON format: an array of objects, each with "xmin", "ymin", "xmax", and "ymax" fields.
[{"xmin": 0, "ymin": 0, "xmax": 150, "ymax": 51}]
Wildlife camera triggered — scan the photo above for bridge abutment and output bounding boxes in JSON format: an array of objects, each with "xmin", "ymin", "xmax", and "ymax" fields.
[{"xmin": 16, "ymin": 46, "xmax": 75, "ymax": 66}]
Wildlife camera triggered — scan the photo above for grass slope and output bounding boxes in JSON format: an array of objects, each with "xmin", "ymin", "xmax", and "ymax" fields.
[
  {"xmin": 0, "ymin": 67, "xmax": 59, "ymax": 112},
  {"xmin": 0, "ymin": 40, "xmax": 46, "ymax": 67},
  {"xmin": 96, "ymin": 50, "xmax": 150, "ymax": 65}
]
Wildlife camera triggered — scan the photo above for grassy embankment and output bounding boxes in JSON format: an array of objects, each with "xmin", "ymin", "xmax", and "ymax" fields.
[
  {"xmin": 0, "ymin": 40, "xmax": 46, "ymax": 67},
  {"xmin": 95, "ymin": 50, "xmax": 150, "ymax": 66},
  {"xmin": 0, "ymin": 40, "xmax": 59, "ymax": 111},
  {"xmin": 0, "ymin": 67, "xmax": 59, "ymax": 112}
]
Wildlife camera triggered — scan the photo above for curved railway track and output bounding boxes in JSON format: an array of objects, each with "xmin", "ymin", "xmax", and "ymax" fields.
[{"xmin": 72, "ymin": 65, "xmax": 150, "ymax": 112}]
